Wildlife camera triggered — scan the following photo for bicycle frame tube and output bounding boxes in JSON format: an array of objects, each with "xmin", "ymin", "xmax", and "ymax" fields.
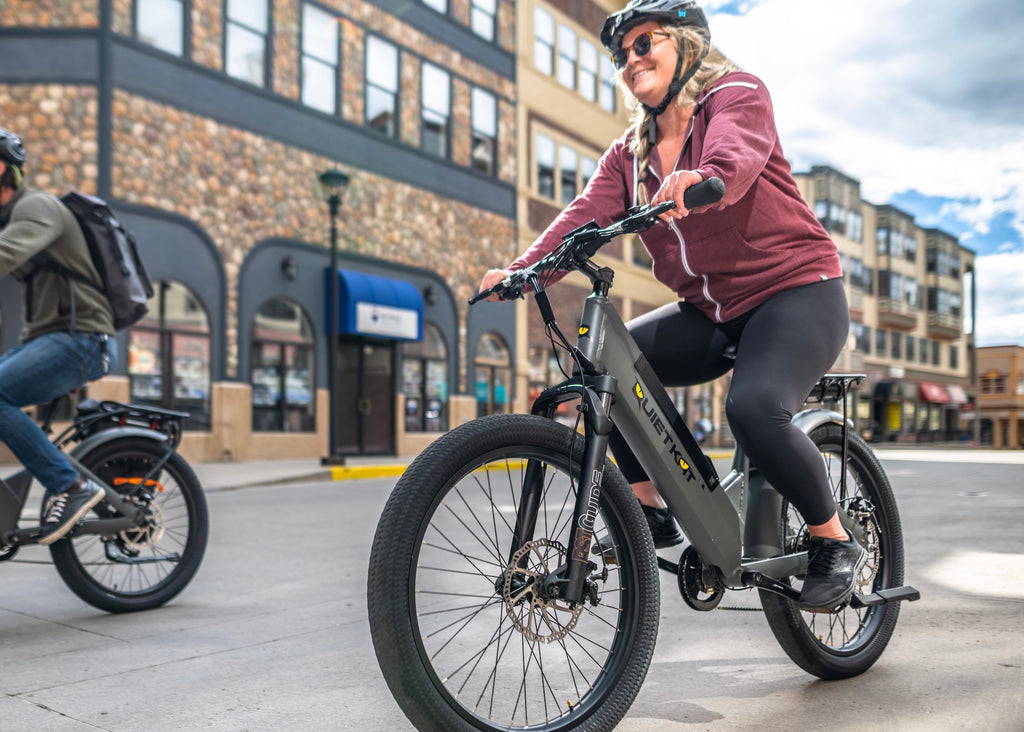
[{"xmin": 574, "ymin": 294, "xmax": 745, "ymax": 577}]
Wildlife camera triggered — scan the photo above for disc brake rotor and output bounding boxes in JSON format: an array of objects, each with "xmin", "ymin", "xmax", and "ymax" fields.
[
  {"xmin": 118, "ymin": 499, "xmax": 166, "ymax": 552},
  {"xmin": 502, "ymin": 539, "xmax": 583, "ymax": 644}
]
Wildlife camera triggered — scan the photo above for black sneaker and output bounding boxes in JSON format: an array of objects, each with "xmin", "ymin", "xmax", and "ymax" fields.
[
  {"xmin": 798, "ymin": 530, "xmax": 868, "ymax": 612},
  {"xmin": 641, "ymin": 504, "xmax": 685, "ymax": 549},
  {"xmin": 39, "ymin": 480, "xmax": 104, "ymax": 546},
  {"xmin": 592, "ymin": 502, "xmax": 685, "ymax": 561}
]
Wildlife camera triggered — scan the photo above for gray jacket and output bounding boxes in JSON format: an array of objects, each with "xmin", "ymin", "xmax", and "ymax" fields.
[{"xmin": 0, "ymin": 186, "xmax": 114, "ymax": 341}]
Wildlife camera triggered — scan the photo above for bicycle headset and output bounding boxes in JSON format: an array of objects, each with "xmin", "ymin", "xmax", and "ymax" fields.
[{"xmin": 601, "ymin": 0, "xmax": 711, "ymax": 144}]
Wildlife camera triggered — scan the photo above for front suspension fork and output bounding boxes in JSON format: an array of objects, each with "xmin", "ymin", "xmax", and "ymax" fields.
[{"xmin": 509, "ymin": 374, "xmax": 617, "ymax": 604}]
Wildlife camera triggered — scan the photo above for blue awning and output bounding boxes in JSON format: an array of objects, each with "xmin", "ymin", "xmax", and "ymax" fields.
[{"xmin": 324, "ymin": 268, "xmax": 423, "ymax": 341}]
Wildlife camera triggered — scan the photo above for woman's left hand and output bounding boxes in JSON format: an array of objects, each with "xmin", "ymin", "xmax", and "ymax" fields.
[{"xmin": 651, "ymin": 170, "xmax": 704, "ymax": 222}]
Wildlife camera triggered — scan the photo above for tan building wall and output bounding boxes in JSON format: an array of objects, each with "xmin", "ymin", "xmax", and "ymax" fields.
[{"xmin": 977, "ymin": 345, "xmax": 1024, "ymax": 448}]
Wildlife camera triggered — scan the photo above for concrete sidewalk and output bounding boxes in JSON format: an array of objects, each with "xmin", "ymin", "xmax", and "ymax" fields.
[{"xmin": 137, "ymin": 455, "xmax": 413, "ymax": 493}]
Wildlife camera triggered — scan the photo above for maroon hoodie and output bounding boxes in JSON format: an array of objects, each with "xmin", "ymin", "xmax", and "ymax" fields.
[{"xmin": 510, "ymin": 71, "xmax": 841, "ymax": 323}]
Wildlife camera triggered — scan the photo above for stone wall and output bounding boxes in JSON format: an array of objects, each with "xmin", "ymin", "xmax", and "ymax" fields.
[{"xmin": 110, "ymin": 91, "xmax": 517, "ymax": 379}]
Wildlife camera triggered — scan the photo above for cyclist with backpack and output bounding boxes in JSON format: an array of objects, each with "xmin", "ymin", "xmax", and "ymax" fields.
[
  {"xmin": 479, "ymin": 1, "xmax": 866, "ymax": 612},
  {"xmin": 0, "ymin": 128, "xmax": 117, "ymax": 545}
]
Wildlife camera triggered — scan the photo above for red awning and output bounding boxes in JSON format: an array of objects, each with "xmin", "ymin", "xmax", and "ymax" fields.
[
  {"xmin": 946, "ymin": 384, "xmax": 969, "ymax": 404},
  {"xmin": 919, "ymin": 381, "xmax": 951, "ymax": 404}
]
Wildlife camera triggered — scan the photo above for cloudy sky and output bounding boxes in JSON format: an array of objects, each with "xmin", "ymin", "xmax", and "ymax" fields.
[{"xmin": 702, "ymin": 0, "xmax": 1024, "ymax": 346}]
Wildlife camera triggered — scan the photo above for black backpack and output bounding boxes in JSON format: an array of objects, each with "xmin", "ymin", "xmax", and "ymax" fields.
[{"xmin": 30, "ymin": 192, "xmax": 154, "ymax": 330}]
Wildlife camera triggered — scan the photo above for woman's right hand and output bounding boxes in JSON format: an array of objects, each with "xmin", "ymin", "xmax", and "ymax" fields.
[{"xmin": 478, "ymin": 268, "xmax": 511, "ymax": 301}]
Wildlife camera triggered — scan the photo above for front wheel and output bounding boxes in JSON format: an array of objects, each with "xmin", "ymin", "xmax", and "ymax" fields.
[
  {"xmin": 48, "ymin": 437, "xmax": 209, "ymax": 613},
  {"xmin": 760, "ymin": 422, "xmax": 905, "ymax": 679},
  {"xmin": 368, "ymin": 414, "xmax": 660, "ymax": 731}
]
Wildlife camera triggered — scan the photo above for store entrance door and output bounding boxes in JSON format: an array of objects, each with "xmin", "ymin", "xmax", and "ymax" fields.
[{"xmin": 335, "ymin": 340, "xmax": 395, "ymax": 455}]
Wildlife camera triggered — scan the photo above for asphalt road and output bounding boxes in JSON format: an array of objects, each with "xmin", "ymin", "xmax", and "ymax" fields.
[{"xmin": 1, "ymin": 451, "xmax": 1022, "ymax": 731}]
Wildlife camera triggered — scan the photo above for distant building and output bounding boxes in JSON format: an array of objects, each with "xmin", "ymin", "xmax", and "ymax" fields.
[
  {"xmin": 793, "ymin": 166, "xmax": 977, "ymax": 443},
  {"xmin": 977, "ymin": 345, "xmax": 1024, "ymax": 448}
]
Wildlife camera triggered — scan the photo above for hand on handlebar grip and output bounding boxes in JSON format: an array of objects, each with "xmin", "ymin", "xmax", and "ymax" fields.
[{"xmin": 476, "ymin": 268, "xmax": 512, "ymax": 302}]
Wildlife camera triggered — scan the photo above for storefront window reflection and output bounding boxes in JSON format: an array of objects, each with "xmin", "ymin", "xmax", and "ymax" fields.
[
  {"xmin": 251, "ymin": 298, "xmax": 316, "ymax": 432},
  {"xmin": 475, "ymin": 333, "xmax": 511, "ymax": 417},
  {"xmin": 402, "ymin": 322, "xmax": 448, "ymax": 432},
  {"xmin": 128, "ymin": 280, "xmax": 211, "ymax": 430}
]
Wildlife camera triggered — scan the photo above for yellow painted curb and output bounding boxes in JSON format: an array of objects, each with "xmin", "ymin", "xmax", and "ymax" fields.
[{"xmin": 329, "ymin": 465, "xmax": 408, "ymax": 480}]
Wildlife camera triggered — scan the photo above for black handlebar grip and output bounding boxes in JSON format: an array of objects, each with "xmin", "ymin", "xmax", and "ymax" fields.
[{"xmin": 683, "ymin": 177, "xmax": 725, "ymax": 210}]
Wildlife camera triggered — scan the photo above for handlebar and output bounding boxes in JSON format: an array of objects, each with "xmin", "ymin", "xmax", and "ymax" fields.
[{"xmin": 471, "ymin": 177, "xmax": 725, "ymax": 304}]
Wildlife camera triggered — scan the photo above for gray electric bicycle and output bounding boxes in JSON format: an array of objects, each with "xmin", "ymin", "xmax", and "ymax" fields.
[
  {"xmin": 0, "ymin": 396, "xmax": 208, "ymax": 613},
  {"xmin": 368, "ymin": 178, "xmax": 919, "ymax": 731}
]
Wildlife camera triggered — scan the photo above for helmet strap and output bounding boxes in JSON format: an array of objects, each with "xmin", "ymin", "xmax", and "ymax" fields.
[{"xmin": 642, "ymin": 53, "xmax": 703, "ymax": 145}]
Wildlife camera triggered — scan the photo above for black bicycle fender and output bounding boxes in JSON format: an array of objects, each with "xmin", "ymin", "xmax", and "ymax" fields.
[
  {"xmin": 68, "ymin": 426, "xmax": 169, "ymax": 460},
  {"xmin": 790, "ymin": 408, "xmax": 852, "ymax": 435}
]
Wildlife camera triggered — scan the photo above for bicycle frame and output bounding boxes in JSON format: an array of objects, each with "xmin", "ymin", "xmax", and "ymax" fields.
[
  {"xmin": 0, "ymin": 400, "xmax": 187, "ymax": 551},
  {"xmin": 524, "ymin": 283, "xmax": 851, "ymax": 603}
]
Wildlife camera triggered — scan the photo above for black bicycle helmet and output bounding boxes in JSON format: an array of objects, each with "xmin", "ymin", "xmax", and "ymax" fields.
[
  {"xmin": 0, "ymin": 128, "xmax": 26, "ymax": 169},
  {"xmin": 601, "ymin": 0, "xmax": 709, "ymax": 53}
]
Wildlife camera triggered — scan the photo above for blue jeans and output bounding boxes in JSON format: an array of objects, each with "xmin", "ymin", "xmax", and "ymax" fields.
[{"xmin": 0, "ymin": 331, "xmax": 118, "ymax": 494}]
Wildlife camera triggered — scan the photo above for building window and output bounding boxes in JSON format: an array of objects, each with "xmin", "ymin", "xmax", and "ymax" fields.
[
  {"xmin": 421, "ymin": 0, "xmax": 447, "ymax": 13},
  {"xmin": 931, "ymin": 340, "xmax": 941, "ymax": 366},
  {"xmin": 135, "ymin": 0, "xmax": 185, "ymax": 55},
  {"xmin": 402, "ymin": 323, "xmax": 449, "ymax": 432},
  {"xmin": 581, "ymin": 155, "xmax": 597, "ymax": 189},
  {"xmin": 599, "ymin": 55, "xmax": 616, "ymax": 112},
  {"xmin": 919, "ymin": 337, "xmax": 928, "ymax": 364},
  {"xmin": 890, "ymin": 331, "xmax": 902, "ymax": 360},
  {"xmin": 301, "ymin": 3, "xmax": 339, "ymax": 114},
  {"xmin": 949, "ymin": 344, "xmax": 959, "ymax": 370},
  {"xmin": 366, "ymin": 35, "xmax": 399, "ymax": 136},
  {"xmin": 536, "ymin": 133, "xmax": 555, "ymax": 198},
  {"xmin": 475, "ymin": 333, "xmax": 511, "ymax": 417},
  {"xmin": 534, "ymin": 8, "xmax": 555, "ymax": 75},
  {"xmin": 579, "ymin": 39, "xmax": 598, "ymax": 102},
  {"xmin": 905, "ymin": 334, "xmax": 915, "ymax": 362},
  {"xmin": 128, "ymin": 280, "xmax": 211, "ymax": 430},
  {"xmin": 852, "ymin": 322, "xmax": 870, "ymax": 353},
  {"xmin": 905, "ymin": 277, "xmax": 918, "ymax": 308},
  {"xmin": 875, "ymin": 327, "xmax": 887, "ymax": 358},
  {"xmin": 876, "ymin": 227, "xmax": 889, "ymax": 255},
  {"xmin": 251, "ymin": 299, "xmax": 316, "ymax": 432},
  {"xmin": 470, "ymin": 0, "xmax": 496, "ymax": 41},
  {"xmin": 557, "ymin": 25, "xmax": 577, "ymax": 90},
  {"xmin": 421, "ymin": 62, "xmax": 450, "ymax": 158},
  {"xmin": 225, "ymin": 0, "xmax": 270, "ymax": 87},
  {"xmin": 847, "ymin": 208, "xmax": 863, "ymax": 243},
  {"xmin": 559, "ymin": 146, "xmax": 578, "ymax": 204},
  {"xmin": 471, "ymin": 87, "xmax": 496, "ymax": 175}
]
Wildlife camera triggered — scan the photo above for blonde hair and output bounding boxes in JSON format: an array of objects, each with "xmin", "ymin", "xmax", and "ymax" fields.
[{"xmin": 618, "ymin": 25, "xmax": 738, "ymax": 203}]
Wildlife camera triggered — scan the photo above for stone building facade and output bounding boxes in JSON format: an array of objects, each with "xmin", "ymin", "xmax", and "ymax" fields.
[{"xmin": 1, "ymin": 0, "xmax": 520, "ymax": 462}]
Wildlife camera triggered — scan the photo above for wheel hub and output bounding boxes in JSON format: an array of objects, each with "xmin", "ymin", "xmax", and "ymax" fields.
[{"xmin": 502, "ymin": 539, "xmax": 584, "ymax": 644}]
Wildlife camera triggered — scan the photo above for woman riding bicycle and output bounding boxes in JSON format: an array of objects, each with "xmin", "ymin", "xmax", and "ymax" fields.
[{"xmin": 479, "ymin": 0, "xmax": 864, "ymax": 612}]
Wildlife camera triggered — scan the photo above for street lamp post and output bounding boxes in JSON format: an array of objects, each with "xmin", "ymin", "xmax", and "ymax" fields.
[{"xmin": 320, "ymin": 168, "xmax": 350, "ymax": 465}]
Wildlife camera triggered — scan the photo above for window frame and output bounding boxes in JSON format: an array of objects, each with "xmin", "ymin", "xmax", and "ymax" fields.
[
  {"xmin": 471, "ymin": 86, "xmax": 497, "ymax": 175},
  {"xmin": 135, "ymin": 0, "xmax": 188, "ymax": 56},
  {"xmin": 420, "ymin": 61, "xmax": 452, "ymax": 158},
  {"xmin": 300, "ymin": 2, "xmax": 341, "ymax": 115},
  {"xmin": 365, "ymin": 34, "xmax": 400, "ymax": 138},
  {"xmin": 224, "ymin": 0, "xmax": 272, "ymax": 88}
]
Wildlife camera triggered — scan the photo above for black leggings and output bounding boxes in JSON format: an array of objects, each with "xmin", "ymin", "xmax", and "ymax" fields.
[{"xmin": 608, "ymin": 278, "xmax": 850, "ymax": 525}]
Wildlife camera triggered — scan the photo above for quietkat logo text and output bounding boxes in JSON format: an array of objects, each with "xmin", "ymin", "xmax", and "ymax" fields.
[{"xmin": 633, "ymin": 382, "xmax": 697, "ymax": 483}]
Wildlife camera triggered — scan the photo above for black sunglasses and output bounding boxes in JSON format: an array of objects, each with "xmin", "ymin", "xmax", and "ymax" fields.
[{"xmin": 610, "ymin": 30, "xmax": 671, "ymax": 71}]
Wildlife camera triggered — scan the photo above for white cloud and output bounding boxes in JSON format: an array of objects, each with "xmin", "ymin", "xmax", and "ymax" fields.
[{"xmin": 974, "ymin": 252, "xmax": 1024, "ymax": 346}]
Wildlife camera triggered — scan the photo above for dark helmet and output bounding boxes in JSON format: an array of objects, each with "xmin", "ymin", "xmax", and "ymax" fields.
[
  {"xmin": 601, "ymin": 0, "xmax": 709, "ymax": 52},
  {"xmin": 0, "ymin": 128, "xmax": 27, "ymax": 169}
]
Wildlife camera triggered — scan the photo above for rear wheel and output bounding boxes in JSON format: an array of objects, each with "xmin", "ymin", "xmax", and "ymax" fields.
[
  {"xmin": 760, "ymin": 423, "xmax": 904, "ymax": 679},
  {"xmin": 368, "ymin": 414, "xmax": 660, "ymax": 731},
  {"xmin": 48, "ymin": 437, "xmax": 208, "ymax": 613}
]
